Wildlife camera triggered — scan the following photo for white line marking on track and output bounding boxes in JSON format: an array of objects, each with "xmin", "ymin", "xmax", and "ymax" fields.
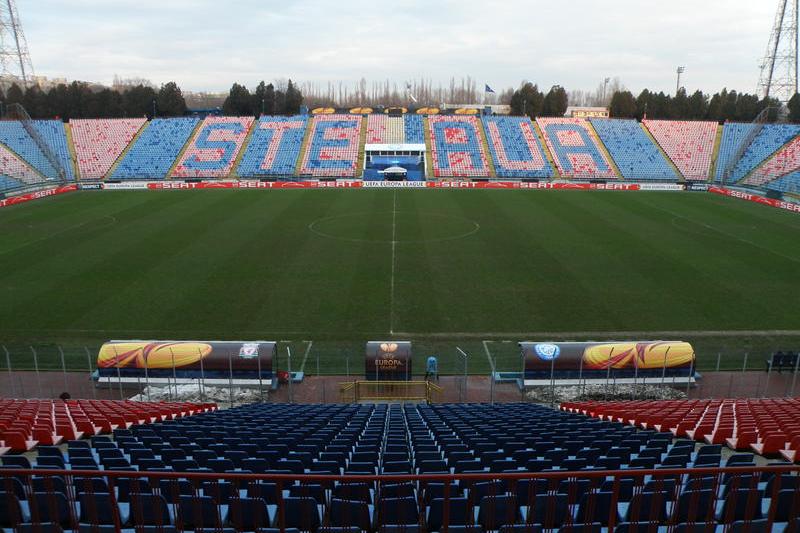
[
  {"xmin": 389, "ymin": 190, "xmax": 397, "ymax": 335},
  {"xmin": 482, "ymin": 340, "xmax": 496, "ymax": 372}
]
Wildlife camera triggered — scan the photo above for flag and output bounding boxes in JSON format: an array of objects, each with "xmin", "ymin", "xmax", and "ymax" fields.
[{"xmin": 485, "ymin": 84, "xmax": 495, "ymax": 94}]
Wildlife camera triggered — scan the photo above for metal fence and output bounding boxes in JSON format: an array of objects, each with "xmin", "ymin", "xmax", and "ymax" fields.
[{"xmin": 0, "ymin": 343, "xmax": 799, "ymax": 404}]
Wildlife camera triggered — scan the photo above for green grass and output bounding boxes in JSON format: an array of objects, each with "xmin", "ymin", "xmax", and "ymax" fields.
[{"xmin": 1, "ymin": 189, "xmax": 799, "ymax": 374}]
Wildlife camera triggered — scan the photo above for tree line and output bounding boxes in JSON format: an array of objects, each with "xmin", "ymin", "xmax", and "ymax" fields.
[
  {"xmin": 0, "ymin": 79, "xmax": 305, "ymax": 120},
  {"xmin": 1, "ymin": 81, "xmax": 188, "ymax": 120},
  {"xmin": 220, "ymin": 80, "xmax": 303, "ymax": 116}
]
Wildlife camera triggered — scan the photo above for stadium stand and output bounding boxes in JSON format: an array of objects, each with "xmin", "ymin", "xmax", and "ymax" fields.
[
  {"xmin": 2, "ymin": 401, "xmax": 798, "ymax": 532},
  {"xmin": 726, "ymin": 124, "xmax": 800, "ymax": 183},
  {"xmin": 404, "ymin": 114, "xmax": 425, "ymax": 143},
  {"xmin": 236, "ymin": 115, "xmax": 308, "ymax": 177},
  {"xmin": 0, "ymin": 120, "xmax": 74, "ymax": 181},
  {"xmin": 482, "ymin": 116, "xmax": 554, "ymax": 179},
  {"xmin": 428, "ymin": 115, "xmax": 490, "ymax": 177},
  {"xmin": 70, "ymin": 118, "xmax": 147, "ymax": 180},
  {"xmin": 0, "ymin": 143, "xmax": 44, "ymax": 186},
  {"xmin": 0, "ymin": 399, "xmax": 215, "ymax": 452},
  {"xmin": 299, "ymin": 114, "xmax": 362, "ymax": 177},
  {"xmin": 642, "ymin": 120, "xmax": 717, "ymax": 181},
  {"xmin": 562, "ymin": 398, "xmax": 800, "ymax": 458},
  {"xmin": 111, "ymin": 117, "xmax": 200, "ymax": 180},
  {"xmin": 742, "ymin": 135, "xmax": 800, "ymax": 188},
  {"xmin": 590, "ymin": 118, "xmax": 679, "ymax": 181},
  {"xmin": 171, "ymin": 116, "xmax": 255, "ymax": 179},
  {"xmin": 536, "ymin": 117, "xmax": 617, "ymax": 179},
  {"xmin": 713, "ymin": 123, "xmax": 758, "ymax": 182},
  {"xmin": 764, "ymin": 172, "xmax": 800, "ymax": 194},
  {"xmin": 366, "ymin": 114, "xmax": 405, "ymax": 144}
]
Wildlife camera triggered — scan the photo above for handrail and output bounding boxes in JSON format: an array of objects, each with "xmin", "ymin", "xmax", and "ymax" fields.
[{"xmin": 1, "ymin": 463, "xmax": 798, "ymax": 483}]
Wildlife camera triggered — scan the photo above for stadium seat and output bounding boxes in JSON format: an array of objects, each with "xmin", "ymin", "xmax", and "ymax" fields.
[
  {"xmin": 428, "ymin": 115, "xmax": 490, "ymax": 177},
  {"xmin": 236, "ymin": 115, "xmax": 308, "ymax": 177},
  {"xmin": 536, "ymin": 117, "xmax": 617, "ymax": 179},
  {"xmin": 112, "ymin": 117, "xmax": 199, "ymax": 180},
  {"xmin": 642, "ymin": 119, "xmax": 716, "ymax": 180},
  {"xmin": 70, "ymin": 118, "xmax": 146, "ymax": 180},
  {"xmin": 171, "ymin": 116, "xmax": 254, "ymax": 178},
  {"xmin": 726, "ymin": 124, "xmax": 800, "ymax": 183},
  {"xmin": 591, "ymin": 118, "xmax": 678, "ymax": 181},
  {"xmin": 299, "ymin": 114, "xmax": 362, "ymax": 178},
  {"xmin": 482, "ymin": 116, "xmax": 554, "ymax": 179}
]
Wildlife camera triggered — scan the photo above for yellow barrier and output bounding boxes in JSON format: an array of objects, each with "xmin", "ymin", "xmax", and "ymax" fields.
[{"xmin": 339, "ymin": 380, "xmax": 442, "ymax": 403}]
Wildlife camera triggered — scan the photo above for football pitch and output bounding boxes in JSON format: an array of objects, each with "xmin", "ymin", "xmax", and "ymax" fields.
[{"xmin": 1, "ymin": 189, "xmax": 799, "ymax": 374}]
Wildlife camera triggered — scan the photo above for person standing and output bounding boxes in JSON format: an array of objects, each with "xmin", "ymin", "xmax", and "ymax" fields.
[{"xmin": 425, "ymin": 355, "xmax": 439, "ymax": 382}]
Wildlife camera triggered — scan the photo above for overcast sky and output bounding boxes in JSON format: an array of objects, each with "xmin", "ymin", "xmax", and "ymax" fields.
[{"xmin": 23, "ymin": 0, "xmax": 779, "ymax": 95}]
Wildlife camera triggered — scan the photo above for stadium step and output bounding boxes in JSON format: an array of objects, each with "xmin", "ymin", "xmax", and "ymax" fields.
[
  {"xmin": 532, "ymin": 120, "xmax": 561, "ymax": 179},
  {"xmin": 355, "ymin": 114, "xmax": 368, "ymax": 178},
  {"xmin": 103, "ymin": 119, "xmax": 151, "ymax": 180},
  {"xmin": 422, "ymin": 115, "xmax": 434, "ymax": 179},
  {"xmin": 228, "ymin": 119, "xmax": 258, "ymax": 179},
  {"xmin": 166, "ymin": 118, "xmax": 204, "ymax": 179},
  {"xmin": 586, "ymin": 120, "xmax": 623, "ymax": 180},
  {"xmin": 640, "ymin": 122, "xmax": 685, "ymax": 181},
  {"xmin": 477, "ymin": 117, "xmax": 498, "ymax": 179},
  {"xmin": 707, "ymin": 123, "xmax": 725, "ymax": 181},
  {"xmin": 64, "ymin": 122, "xmax": 81, "ymax": 181},
  {"xmin": 294, "ymin": 115, "xmax": 315, "ymax": 177}
]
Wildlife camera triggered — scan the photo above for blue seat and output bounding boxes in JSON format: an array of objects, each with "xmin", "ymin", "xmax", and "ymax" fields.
[
  {"xmin": 0, "ymin": 491, "xmax": 29, "ymax": 526},
  {"xmin": 426, "ymin": 497, "xmax": 471, "ymax": 532},
  {"xmin": 671, "ymin": 490, "xmax": 715, "ymax": 524},
  {"xmin": 228, "ymin": 497, "xmax": 274, "ymax": 531},
  {"xmin": 521, "ymin": 493, "xmax": 568, "ymax": 529},
  {"xmin": 177, "ymin": 494, "xmax": 226, "ymax": 529},
  {"xmin": 279, "ymin": 496, "xmax": 321, "ymax": 532},
  {"xmin": 476, "ymin": 495, "xmax": 519, "ymax": 531},
  {"xmin": 329, "ymin": 498, "xmax": 372, "ymax": 531},
  {"xmin": 377, "ymin": 496, "xmax": 418, "ymax": 526},
  {"xmin": 78, "ymin": 492, "xmax": 126, "ymax": 527},
  {"xmin": 715, "ymin": 489, "xmax": 763, "ymax": 523},
  {"xmin": 129, "ymin": 493, "xmax": 173, "ymax": 527},
  {"xmin": 623, "ymin": 491, "xmax": 668, "ymax": 523},
  {"xmin": 30, "ymin": 492, "xmax": 74, "ymax": 529}
]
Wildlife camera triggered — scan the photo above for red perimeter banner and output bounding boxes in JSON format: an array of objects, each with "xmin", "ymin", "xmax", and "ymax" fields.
[
  {"xmin": 144, "ymin": 180, "xmax": 647, "ymax": 190},
  {"xmin": 427, "ymin": 181, "xmax": 642, "ymax": 190},
  {"xmin": 0, "ymin": 184, "xmax": 78, "ymax": 208},
  {"xmin": 709, "ymin": 186, "xmax": 800, "ymax": 214}
]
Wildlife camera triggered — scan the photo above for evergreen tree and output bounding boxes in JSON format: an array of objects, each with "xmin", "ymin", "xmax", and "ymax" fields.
[
  {"xmin": 541, "ymin": 85, "xmax": 568, "ymax": 117},
  {"xmin": 284, "ymin": 80, "xmax": 303, "ymax": 114},
  {"xmin": 222, "ymin": 83, "xmax": 253, "ymax": 116},
  {"xmin": 252, "ymin": 81, "xmax": 267, "ymax": 116},
  {"xmin": 509, "ymin": 82, "xmax": 544, "ymax": 118},
  {"xmin": 123, "ymin": 85, "xmax": 157, "ymax": 117},
  {"xmin": 788, "ymin": 93, "xmax": 800, "ymax": 123},
  {"xmin": 156, "ymin": 82, "xmax": 187, "ymax": 117},
  {"xmin": 608, "ymin": 90, "xmax": 637, "ymax": 118}
]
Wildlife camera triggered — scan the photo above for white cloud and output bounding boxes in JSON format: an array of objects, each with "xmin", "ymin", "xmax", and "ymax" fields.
[{"xmin": 21, "ymin": 0, "xmax": 779, "ymax": 95}]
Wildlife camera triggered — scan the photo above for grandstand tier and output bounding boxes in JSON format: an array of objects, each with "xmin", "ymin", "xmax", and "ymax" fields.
[
  {"xmin": 714, "ymin": 123, "xmax": 758, "ymax": 183},
  {"xmin": 70, "ymin": 119, "xmax": 147, "ymax": 180},
  {"xmin": 482, "ymin": 116, "xmax": 554, "ymax": 179},
  {"xmin": 428, "ymin": 115, "xmax": 490, "ymax": 178},
  {"xmin": 171, "ymin": 117, "xmax": 255, "ymax": 179},
  {"xmin": 562, "ymin": 398, "xmax": 800, "ymax": 458},
  {"xmin": 0, "ymin": 120, "xmax": 74, "ymax": 182},
  {"xmin": 742, "ymin": 135, "xmax": 800, "ymax": 189},
  {"xmin": 0, "ymin": 143, "xmax": 45, "ymax": 187},
  {"xmin": 112, "ymin": 117, "xmax": 200, "ymax": 180},
  {"xmin": 1, "ymin": 402, "xmax": 798, "ymax": 532},
  {"xmin": 236, "ymin": 116, "xmax": 308, "ymax": 177},
  {"xmin": 642, "ymin": 120, "xmax": 717, "ymax": 181},
  {"xmin": 403, "ymin": 114, "xmax": 425, "ymax": 143},
  {"xmin": 590, "ymin": 119, "xmax": 679, "ymax": 181},
  {"xmin": 727, "ymin": 124, "xmax": 800, "ymax": 183},
  {"xmin": 299, "ymin": 114, "xmax": 363, "ymax": 178},
  {"xmin": 536, "ymin": 117, "xmax": 617, "ymax": 179}
]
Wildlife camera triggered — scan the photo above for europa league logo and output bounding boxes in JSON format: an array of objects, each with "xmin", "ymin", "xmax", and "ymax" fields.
[
  {"xmin": 380, "ymin": 343, "xmax": 398, "ymax": 353},
  {"xmin": 377, "ymin": 343, "xmax": 402, "ymax": 367}
]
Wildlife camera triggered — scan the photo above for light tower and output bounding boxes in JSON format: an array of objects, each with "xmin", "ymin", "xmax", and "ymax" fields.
[
  {"xmin": 0, "ymin": 0, "xmax": 34, "ymax": 89},
  {"xmin": 758, "ymin": 0, "xmax": 799, "ymax": 105}
]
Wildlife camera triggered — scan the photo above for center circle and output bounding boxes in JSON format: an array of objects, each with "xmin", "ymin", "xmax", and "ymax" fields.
[{"xmin": 308, "ymin": 211, "xmax": 481, "ymax": 244}]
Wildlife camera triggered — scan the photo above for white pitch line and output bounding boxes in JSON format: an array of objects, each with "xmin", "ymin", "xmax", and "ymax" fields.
[
  {"xmin": 482, "ymin": 340, "xmax": 496, "ymax": 372},
  {"xmin": 389, "ymin": 190, "xmax": 398, "ymax": 334}
]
